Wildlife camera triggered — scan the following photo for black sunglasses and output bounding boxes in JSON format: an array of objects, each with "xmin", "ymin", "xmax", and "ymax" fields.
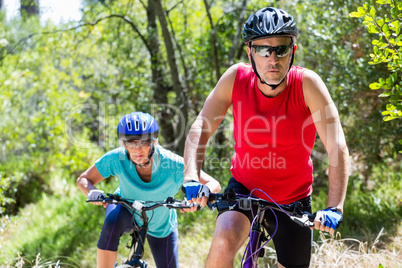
[{"xmin": 251, "ymin": 45, "xmax": 293, "ymax": 58}]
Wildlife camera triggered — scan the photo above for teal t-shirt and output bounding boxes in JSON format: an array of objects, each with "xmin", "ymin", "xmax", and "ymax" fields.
[{"xmin": 95, "ymin": 145, "xmax": 184, "ymax": 238}]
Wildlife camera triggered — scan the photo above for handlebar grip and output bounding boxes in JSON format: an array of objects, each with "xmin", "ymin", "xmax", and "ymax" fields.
[
  {"xmin": 86, "ymin": 198, "xmax": 114, "ymax": 204},
  {"xmin": 86, "ymin": 199, "xmax": 102, "ymax": 203},
  {"xmin": 208, "ymin": 193, "xmax": 221, "ymax": 201}
]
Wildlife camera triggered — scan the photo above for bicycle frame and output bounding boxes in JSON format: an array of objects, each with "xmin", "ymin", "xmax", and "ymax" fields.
[
  {"xmin": 244, "ymin": 207, "xmax": 266, "ymax": 268},
  {"xmin": 124, "ymin": 209, "xmax": 149, "ymax": 268},
  {"xmin": 88, "ymin": 194, "xmax": 193, "ymax": 268},
  {"xmin": 207, "ymin": 190, "xmax": 315, "ymax": 268}
]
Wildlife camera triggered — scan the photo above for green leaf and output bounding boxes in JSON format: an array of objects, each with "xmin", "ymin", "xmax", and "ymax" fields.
[
  {"xmin": 377, "ymin": 18, "xmax": 385, "ymax": 27},
  {"xmin": 368, "ymin": 24, "xmax": 380, "ymax": 33},
  {"xmin": 391, "ymin": 7, "xmax": 398, "ymax": 19},
  {"xmin": 370, "ymin": 82, "xmax": 382, "ymax": 89},
  {"xmin": 379, "ymin": 92, "xmax": 392, "ymax": 97},
  {"xmin": 350, "ymin": 11, "xmax": 363, "ymax": 18},
  {"xmin": 384, "ymin": 116, "xmax": 396, "ymax": 121},
  {"xmin": 391, "ymin": 72, "xmax": 398, "ymax": 83},
  {"xmin": 373, "ymin": 46, "xmax": 379, "ymax": 54},
  {"xmin": 359, "ymin": 6, "xmax": 367, "ymax": 14},
  {"xmin": 364, "ymin": 16, "xmax": 374, "ymax": 22},
  {"xmin": 382, "ymin": 23, "xmax": 389, "ymax": 33},
  {"xmin": 376, "ymin": 0, "xmax": 386, "ymax": 4},
  {"xmin": 391, "ymin": 20, "xmax": 400, "ymax": 35},
  {"xmin": 377, "ymin": 41, "xmax": 388, "ymax": 48},
  {"xmin": 369, "ymin": 7, "xmax": 376, "ymax": 18}
]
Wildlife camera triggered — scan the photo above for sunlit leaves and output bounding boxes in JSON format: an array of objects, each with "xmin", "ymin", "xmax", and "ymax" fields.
[{"xmin": 350, "ymin": 1, "xmax": 402, "ymax": 123}]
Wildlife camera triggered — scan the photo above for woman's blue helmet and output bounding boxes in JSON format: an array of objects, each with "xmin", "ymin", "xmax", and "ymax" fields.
[{"xmin": 117, "ymin": 112, "xmax": 159, "ymax": 140}]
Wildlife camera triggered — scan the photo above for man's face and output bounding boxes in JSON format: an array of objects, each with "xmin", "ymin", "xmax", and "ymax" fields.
[{"xmin": 247, "ymin": 36, "xmax": 294, "ymax": 86}]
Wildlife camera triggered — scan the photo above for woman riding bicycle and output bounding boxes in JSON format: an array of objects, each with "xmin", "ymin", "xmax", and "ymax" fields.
[{"xmin": 76, "ymin": 112, "xmax": 220, "ymax": 268}]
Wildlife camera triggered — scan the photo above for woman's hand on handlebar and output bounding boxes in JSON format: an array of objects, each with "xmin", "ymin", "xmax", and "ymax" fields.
[{"xmin": 87, "ymin": 189, "xmax": 107, "ymax": 208}]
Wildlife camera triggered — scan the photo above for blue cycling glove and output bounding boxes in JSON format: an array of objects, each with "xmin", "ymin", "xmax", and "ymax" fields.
[
  {"xmin": 182, "ymin": 180, "xmax": 210, "ymax": 200},
  {"xmin": 315, "ymin": 207, "xmax": 343, "ymax": 230}
]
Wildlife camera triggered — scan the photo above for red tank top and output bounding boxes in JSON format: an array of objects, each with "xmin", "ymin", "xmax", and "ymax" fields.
[{"xmin": 231, "ymin": 64, "xmax": 316, "ymax": 204}]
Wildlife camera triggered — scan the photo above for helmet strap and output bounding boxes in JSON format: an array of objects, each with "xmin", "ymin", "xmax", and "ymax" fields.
[{"xmin": 248, "ymin": 41, "xmax": 295, "ymax": 91}]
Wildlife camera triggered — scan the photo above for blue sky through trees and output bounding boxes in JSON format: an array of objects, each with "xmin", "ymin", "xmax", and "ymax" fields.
[{"xmin": 3, "ymin": 0, "xmax": 82, "ymax": 24}]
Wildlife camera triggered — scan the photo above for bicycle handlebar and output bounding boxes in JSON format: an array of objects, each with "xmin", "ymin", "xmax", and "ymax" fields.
[
  {"xmin": 87, "ymin": 193, "xmax": 196, "ymax": 211},
  {"xmin": 207, "ymin": 190, "xmax": 315, "ymax": 228}
]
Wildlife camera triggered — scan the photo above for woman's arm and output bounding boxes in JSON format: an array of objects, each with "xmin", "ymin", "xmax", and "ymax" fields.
[{"xmin": 76, "ymin": 164, "xmax": 106, "ymax": 206}]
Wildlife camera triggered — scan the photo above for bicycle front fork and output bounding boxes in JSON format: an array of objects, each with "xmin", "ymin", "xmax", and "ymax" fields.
[{"xmin": 243, "ymin": 210, "xmax": 266, "ymax": 268}]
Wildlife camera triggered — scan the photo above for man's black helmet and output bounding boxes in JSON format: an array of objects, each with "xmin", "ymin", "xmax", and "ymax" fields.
[{"xmin": 243, "ymin": 7, "xmax": 298, "ymax": 43}]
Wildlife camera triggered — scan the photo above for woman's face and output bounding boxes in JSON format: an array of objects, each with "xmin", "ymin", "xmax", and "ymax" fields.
[{"xmin": 122, "ymin": 139, "xmax": 157, "ymax": 166}]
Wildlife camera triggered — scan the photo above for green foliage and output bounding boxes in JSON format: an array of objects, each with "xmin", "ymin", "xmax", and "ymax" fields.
[
  {"xmin": 0, "ymin": 178, "xmax": 120, "ymax": 267},
  {"xmin": 343, "ymin": 163, "xmax": 401, "ymax": 242},
  {"xmin": 0, "ymin": 0, "xmax": 401, "ymax": 266},
  {"xmin": 311, "ymin": 161, "xmax": 402, "ymax": 246},
  {"xmin": 288, "ymin": 0, "xmax": 401, "ymax": 169},
  {"xmin": 350, "ymin": 1, "xmax": 402, "ymax": 151}
]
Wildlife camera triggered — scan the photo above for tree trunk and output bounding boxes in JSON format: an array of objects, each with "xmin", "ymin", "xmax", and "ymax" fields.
[
  {"xmin": 229, "ymin": 0, "xmax": 249, "ymax": 66},
  {"xmin": 203, "ymin": 0, "xmax": 221, "ymax": 81},
  {"xmin": 146, "ymin": 0, "xmax": 176, "ymax": 150},
  {"xmin": 151, "ymin": 0, "xmax": 188, "ymax": 154},
  {"xmin": 204, "ymin": 0, "xmax": 229, "ymax": 158},
  {"xmin": 20, "ymin": 0, "xmax": 39, "ymax": 20}
]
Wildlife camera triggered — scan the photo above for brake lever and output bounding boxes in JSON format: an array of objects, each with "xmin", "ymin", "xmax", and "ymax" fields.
[{"xmin": 290, "ymin": 213, "xmax": 315, "ymax": 228}]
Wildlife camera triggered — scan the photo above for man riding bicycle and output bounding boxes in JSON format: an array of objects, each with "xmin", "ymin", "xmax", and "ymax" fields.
[
  {"xmin": 182, "ymin": 7, "xmax": 349, "ymax": 268},
  {"xmin": 77, "ymin": 112, "xmax": 220, "ymax": 268}
]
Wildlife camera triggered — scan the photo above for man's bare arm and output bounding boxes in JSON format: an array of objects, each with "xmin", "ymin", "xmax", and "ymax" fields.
[{"xmin": 303, "ymin": 70, "xmax": 349, "ymax": 233}]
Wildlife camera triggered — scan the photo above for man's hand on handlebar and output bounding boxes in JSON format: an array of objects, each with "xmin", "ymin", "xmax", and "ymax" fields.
[
  {"xmin": 181, "ymin": 180, "xmax": 210, "ymax": 212},
  {"xmin": 313, "ymin": 207, "xmax": 343, "ymax": 234}
]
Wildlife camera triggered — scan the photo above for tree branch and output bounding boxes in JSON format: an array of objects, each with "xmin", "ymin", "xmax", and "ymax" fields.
[
  {"xmin": 166, "ymin": 0, "xmax": 185, "ymax": 14},
  {"xmin": 13, "ymin": 14, "xmax": 150, "ymax": 53}
]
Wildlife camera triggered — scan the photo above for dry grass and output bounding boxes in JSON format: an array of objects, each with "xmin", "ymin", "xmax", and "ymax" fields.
[
  {"xmin": 1, "ymin": 252, "xmax": 80, "ymax": 268},
  {"xmin": 256, "ymin": 227, "xmax": 402, "ymax": 268},
  {"xmin": 3, "ymin": 224, "xmax": 401, "ymax": 268},
  {"xmin": 177, "ymin": 224, "xmax": 402, "ymax": 268},
  {"xmin": 309, "ymin": 229, "xmax": 401, "ymax": 268}
]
